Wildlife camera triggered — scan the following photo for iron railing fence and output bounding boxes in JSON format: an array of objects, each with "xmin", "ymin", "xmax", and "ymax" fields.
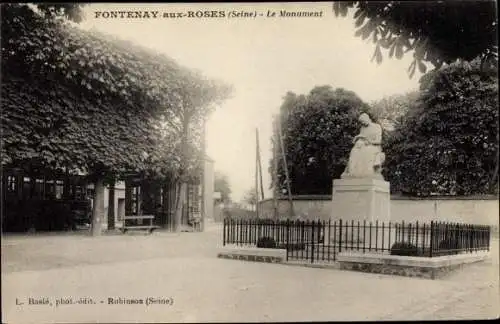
[{"xmin": 222, "ymin": 218, "xmax": 491, "ymax": 263}]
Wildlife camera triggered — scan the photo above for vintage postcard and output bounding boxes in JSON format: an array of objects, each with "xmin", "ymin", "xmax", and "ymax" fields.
[{"xmin": 1, "ymin": 2, "xmax": 498, "ymax": 323}]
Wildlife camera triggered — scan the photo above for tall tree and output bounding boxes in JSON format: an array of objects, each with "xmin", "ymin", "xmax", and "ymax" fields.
[
  {"xmin": 269, "ymin": 86, "xmax": 372, "ymax": 195},
  {"xmin": 383, "ymin": 58, "xmax": 499, "ymax": 196},
  {"xmin": 243, "ymin": 188, "xmax": 258, "ymax": 209},
  {"xmin": 333, "ymin": 1, "xmax": 498, "ymax": 77},
  {"xmin": 214, "ymin": 171, "xmax": 232, "ymax": 203},
  {"xmin": 159, "ymin": 74, "xmax": 232, "ymax": 232},
  {"xmin": 1, "ymin": 4, "xmax": 231, "ymax": 235}
]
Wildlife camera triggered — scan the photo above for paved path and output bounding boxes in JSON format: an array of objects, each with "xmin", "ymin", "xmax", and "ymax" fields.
[{"xmin": 2, "ymin": 224, "xmax": 498, "ymax": 323}]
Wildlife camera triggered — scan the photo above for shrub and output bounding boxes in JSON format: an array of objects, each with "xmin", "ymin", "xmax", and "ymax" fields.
[
  {"xmin": 256, "ymin": 237, "xmax": 277, "ymax": 249},
  {"xmin": 390, "ymin": 242, "xmax": 420, "ymax": 256},
  {"xmin": 277, "ymin": 242, "xmax": 306, "ymax": 251},
  {"xmin": 383, "ymin": 60, "xmax": 499, "ymax": 196},
  {"xmin": 436, "ymin": 238, "xmax": 461, "ymax": 255}
]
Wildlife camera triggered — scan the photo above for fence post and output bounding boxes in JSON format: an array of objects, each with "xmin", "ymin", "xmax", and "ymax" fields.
[
  {"xmin": 327, "ymin": 219, "xmax": 331, "ymax": 261},
  {"xmin": 237, "ymin": 218, "xmax": 241, "ymax": 245},
  {"xmin": 469, "ymin": 225, "xmax": 474, "ymax": 253},
  {"xmin": 273, "ymin": 219, "xmax": 276, "ymax": 243},
  {"xmin": 338, "ymin": 219, "xmax": 343, "ymax": 253},
  {"xmin": 487, "ymin": 226, "xmax": 491, "ymax": 251},
  {"xmin": 245, "ymin": 219, "xmax": 249, "ymax": 245},
  {"xmin": 469, "ymin": 224, "xmax": 472, "ymax": 253},
  {"xmin": 388, "ymin": 221, "xmax": 391, "ymax": 252},
  {"xmin": 429, "ymin": 221, "xmax": 434, "ymax": 257},
  {"xmin": 223, "ymin": 218, "xmax": 226, "ymax": 246},
  {"xmin": 350, "ymin": 220, "xmax": 354, "ymax": 249},
  {"xmin": 401, "ymin": 220, "xmax": 405, "ymax": 244},
  {"xmin": 311, "ymin": 220, "xmax": 315, "ymax": 264},
  {"xmin": 357, "ymin": 221, "xmax": 360, "ymax": 251},
  {"xmin": 381, "ymin": 221, "xmax": 385, "ymax": 252},
  {"xmin": 300, "ymin": 220, "xmax": 305, "ymax": 260},
  {"xmin": 363, "ymin": 220, "xmax": 366, "ymax": 253},
  {"xmin": 321, "ymin": 220, "xmax": 326, "ymax": 261},
  {"xmin": 251, "ymin": 218, "xmax": 255, "ymax": 245},
  {"xmin": 369, "ymin": 221, "xmax": 372, "ymax": 251},
  {"xmin": 286, "ymin": 219, "xmax": 290, "ymax": 261}
]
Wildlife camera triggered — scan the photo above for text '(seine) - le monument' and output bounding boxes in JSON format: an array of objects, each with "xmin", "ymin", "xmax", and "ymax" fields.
[{"xmin": 331, "ymin": 113, "xmax": 391, "ymax": 223}]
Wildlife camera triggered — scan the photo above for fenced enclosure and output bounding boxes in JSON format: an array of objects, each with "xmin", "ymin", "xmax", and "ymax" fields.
[{"xmin": 222, "ymin": 218, "xmax": 491, "ymax": 263}]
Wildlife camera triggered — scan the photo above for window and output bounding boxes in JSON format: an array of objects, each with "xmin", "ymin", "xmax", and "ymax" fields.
[
  {"xmin": 7, "ymin": 176, "xmax": 16, "ymax": 192},
  {"xmin": 45, "ymin": 180, "xmax": 56, "ymax": 198},
  {"xmin": 75, "ymin": 186, "xmax": 85, "ymax": 200},
  {"xmin": 129, "ymin": 186, "xmax": 140, "ymax": 215},
  {"xmin": 35, "ymin": 179, "xmax": 44, "ymax": 197},
  {"xmin": 23, "ymin": 177, "xmax": 31, "ymax": 196},
  {"xmin": 188, "ymin": 184, "xmax": 200, "ymax": 214},
  {"xmin": 55, "ymin": 180, "xmax": 64, "ymax": 199}
]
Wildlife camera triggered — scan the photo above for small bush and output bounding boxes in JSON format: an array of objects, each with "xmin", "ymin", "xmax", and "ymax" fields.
[
  {"xmin": 435, "ymin": 238, "xmax": 461, "ymax": 255},
  {"xmin": 256, "ymin": 237, "xmax": 277, "ymax": 248},
  {"xmin": 277, "ymin": 242, "xmax": 306, "ymax": 251},
  {"xmin": 390, "ymin": 242, "xmax": 420, "ymax": 256}
]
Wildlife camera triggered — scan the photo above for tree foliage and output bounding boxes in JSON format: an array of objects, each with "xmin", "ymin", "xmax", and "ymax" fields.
[
  {"xmin": 1, "ymin": 3, "xmax": 231, "ymax": 181},
  {"xmin": 269, "ymin": 86, "xmax": 372, "ymax": 195},
  {"xmin": 214, "ymin": 171, "xmax": 232, "ymax": 203},
  {"xmin": 333, "ymin": 1, "xmax": 498, "ymax": 77},
  {"xmin": 35, "ymin": 3, "xmax": 88, "ymax": 23},
  {"xmin": 3, "ymin": 4, "xmax": 199, "ymax": 111},
  {"xmin": 1, "ymin": 76, "xmax": 157, "ymax": 177},
  {"xmin": 383, "ymin": 59, "xmax": 499, "ymax": 196},
  {"xmin": 370, "ymin": 91, "xmax": 419, "ymax": 131},
  {"xmin": 243, "ymin": 188, "xmax": 258, "ymax": 206}
]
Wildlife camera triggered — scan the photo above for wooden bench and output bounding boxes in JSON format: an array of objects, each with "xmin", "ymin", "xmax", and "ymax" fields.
[{"xmin": 121, "ymin": 215, "xmax": 159, "ymax": 234}]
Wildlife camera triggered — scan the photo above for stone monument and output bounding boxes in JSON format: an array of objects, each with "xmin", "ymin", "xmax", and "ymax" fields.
[{"xmin": 331, "ymin": 113, "xmax": 391, "ymax": 224}]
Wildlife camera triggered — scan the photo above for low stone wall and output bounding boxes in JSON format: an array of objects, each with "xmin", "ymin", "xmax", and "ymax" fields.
[
  {"xmin": 337, "ymin": 251, "xmax": 490, "ymax": 279},
  {"xmin": 258, "ymin": 195, "xmax": 499, "ymax": 230},
  {"xmin": 217, "ymin": 246, "xmax": 490, "ymax": 279},
  {"xmin": 217, "ymin": 246, "xmax": 287, "ymax": 263}
]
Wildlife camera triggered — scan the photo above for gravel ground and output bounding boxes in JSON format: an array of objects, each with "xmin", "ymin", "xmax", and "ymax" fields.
[{"xmin": 2, "ymin": 224, "xmax": 498, "ymax": 323}]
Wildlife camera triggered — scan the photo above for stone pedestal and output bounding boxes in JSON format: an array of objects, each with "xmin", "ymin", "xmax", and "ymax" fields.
[
  {"xmin": 331, "ymin": 178, "xmax": 390, "ymax": 222},
  {"xmin": 330, "ymin": 178, "xmax": 391, "ymax": 247}
]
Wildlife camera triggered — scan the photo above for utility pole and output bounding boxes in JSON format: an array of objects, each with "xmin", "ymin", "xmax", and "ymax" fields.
[
  {"xmin": 277, "ymin": 117, "xmax": 295, "ymax": 218},
  {"xmin": 255, "ymin": 128, "xmax": 259, "ymax": 217},
  {"xmin": 256, "ymin": 129, "xmax": 265, "ymax": 201},
  {"xmin": 272, "ymin": 118, "xmax": 279, "ymax": 219},
  {"xmin": 200, "ymin": 116, "xmax": 206, "ymax": 232}
]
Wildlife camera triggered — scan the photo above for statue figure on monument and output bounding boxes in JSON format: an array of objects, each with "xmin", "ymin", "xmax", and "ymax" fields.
[{"xmin": 341, "ymin": 113, "xmax": 385, "ymax": 179}]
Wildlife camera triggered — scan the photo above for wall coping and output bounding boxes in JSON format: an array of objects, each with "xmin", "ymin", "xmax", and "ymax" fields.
[
  {"xmin": 218, "ymin": 246, "xmax": 287, "ymax": 259},
  {"xmin": 390, "ymin": 194, "xmax": 499, "ymax": 201},
  {"xmin": 337, "ymin": 251, "xmax": 490, "ymax": 268},
  {"xmin": 259, "ymin": 195, "xmax": 332, "ymax": 203},
  {"xmin": 259, "ymin": 194, "xmax": 499, "ymax": 204}
]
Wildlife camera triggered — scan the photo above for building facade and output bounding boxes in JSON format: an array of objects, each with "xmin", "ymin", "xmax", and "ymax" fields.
[{"xmin": 2, "ymin": 156, "xmax": 216, "ymax": 233}]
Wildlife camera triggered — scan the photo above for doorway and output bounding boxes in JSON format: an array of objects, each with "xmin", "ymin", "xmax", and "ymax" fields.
[{"xmin": 117, "ymin": 198, "xmax": 125, "ymax": 222}]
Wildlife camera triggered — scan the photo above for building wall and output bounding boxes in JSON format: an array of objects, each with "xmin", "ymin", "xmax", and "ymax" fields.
[
  {"xmin": 390, "ymin": 197, "xmax": 499, "ymax": 227},
  {"xmin": 89, "ymin": 181, "xmax": 126, "ymax": 230},
  {"xmin": 91, "ymin": 161, "xmax": 215, "ymax": 231},
  {"xmin": 213, "ymin": 203, "xmax": 223, "ymax": 222},
  {"xmin": 259, "ymin": 196, "xmax": 332, "ymax": 220},
  {"xmin": 204, "ymin": 158, "xmax": 215, "ymax": 221},
  {"xmin": 105, "ymin": 181, "xmax": 126, "ymax": 228},
  {"xmin": 259, "ymin": 195, "xmax": 499, "ymax": 229}
]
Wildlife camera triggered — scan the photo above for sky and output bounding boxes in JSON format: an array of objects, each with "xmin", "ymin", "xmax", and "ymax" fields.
[{"xmin": 79, "ymin": 3, "xmax": 422, "ymax": 202}]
